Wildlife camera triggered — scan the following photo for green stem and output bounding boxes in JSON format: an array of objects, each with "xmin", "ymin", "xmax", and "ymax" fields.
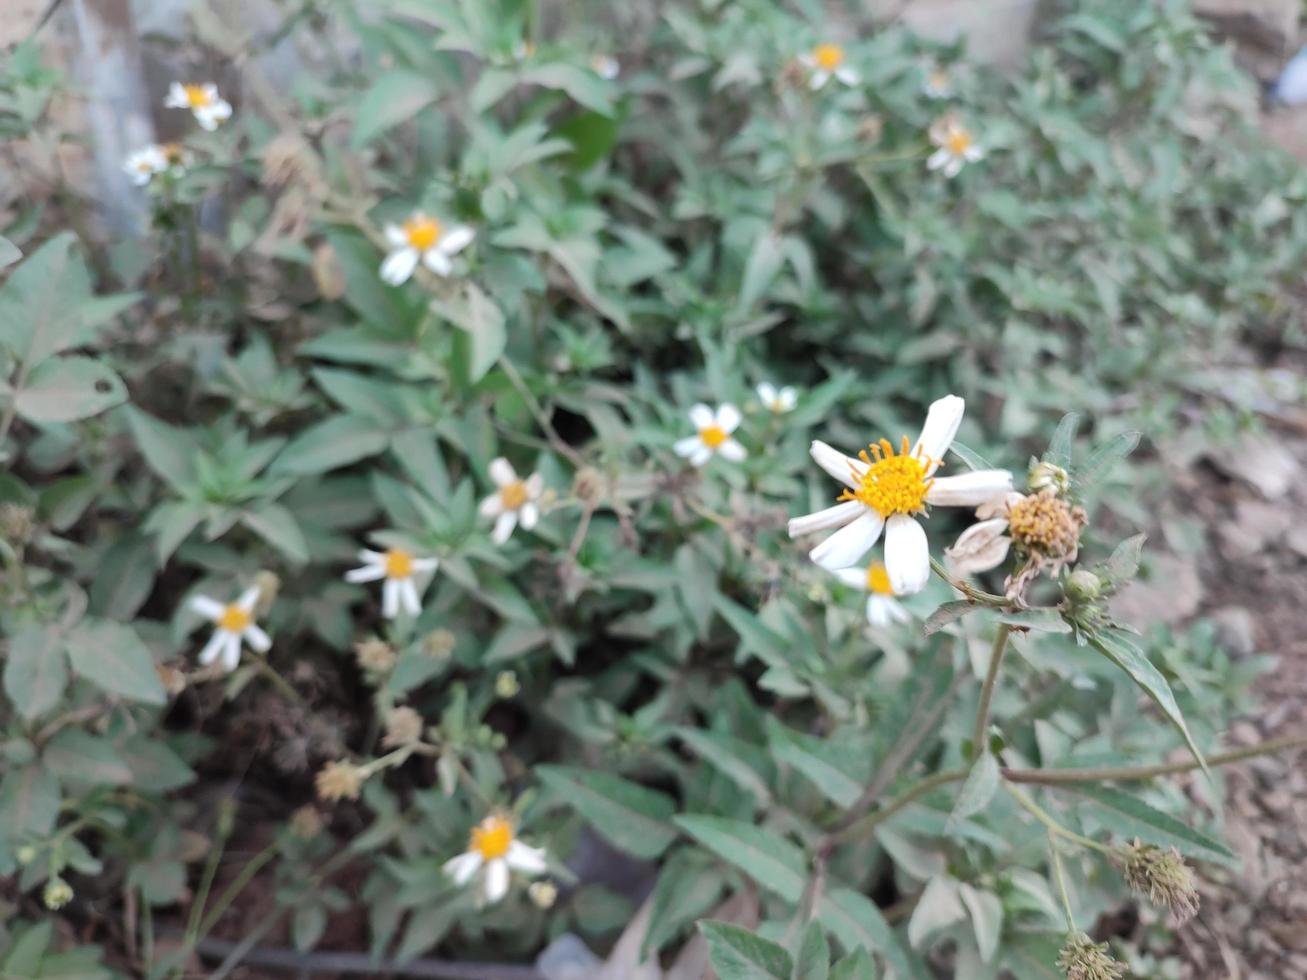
[
  {"xmin": 929, "ymin": 556, "xmax": 1008, "ymax": 606},
  {"xmin": 196, "ymin": 841, "xmax": 280, "ymax": 940},
  {"xmin": 1006, "ymin": 783, "xmax": 1111, "ymax": 855},
  {"xmin": 1048, "ymin": 832, "xmax": 1077, "ymax": 933},
  {"xmin": 175, "ymin": 808, "xmax": 233, "ymax": 979},
  {"xmin": 828, "ymin": 768, "xmax": 969, "ymax": 847},
  {"xmin": 972, "ymin": 624, "xmax": 1011, "ymax": 752},
  {"xmin": 254, "ymin": 659, "xmax": 305, "ymax": 705}
]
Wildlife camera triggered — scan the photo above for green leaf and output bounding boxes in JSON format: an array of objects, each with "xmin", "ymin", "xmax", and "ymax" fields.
[
  {"xmin": 829, "ymin": 948, "xmax": 877, "ymax": 980},
  {"xmin": 0, "ymin": 236, "xmax": 20, "ymax": 269},
  {"xmin": 42, "ymin": 729, "xmax": 133, "ymax": 785},
  {"xmin": 998, "ymin": 608, "xmax": 1070, "ymax": 633},
  {"xmin": 794, "ymin": 923, "xmax": 831, "ymax": 980},
  {"xmin": 119, "ymin": 735, "xmax": 196, "ymax": 791},
  {"xmin": 1086, "ymin": 627, "xmax": 1207, "ymax": 777},
  {"xmin": 89, "ymin": 531, "xmax": 156, "ymax": 621},
  {"xmin": 766, "ymin": 718, "xmax": 866, "ymax": 809},
  {"xmin": 0, "ymin": 232, "xmax": 86, "ymax": 365},
  {"xmin": 674, "ymin": 814, "xmax": 806, "ymax": 902},
  {"xmin": 923, "ymin": 600, "xmax": 984, "ymax": 636},
  {"xmin": 125, "ymin": 408, "xmax": 197, "ymax": 490},
  {"xmin": 3, "ymin": 624, "xmax": 67, "ymax": 719},
  {"xmin": 536, "ymin": 765, "xmax": 677, "ymax": 859},
  {"xmin": 14, "ymin": 355, "xmax": 126, "ymax": 422},
  {"xmin": 1074, "ymin": 431, "xmax": 1140, "ymax": 494},
  {"xmin": 738, "ymin": 229, "xmax": 783, "ymax": 312},
  {"xmin": 1066, "ymin": 784, "xmax": 1236, "ymax": 865},
  {"xmin": 958, "ymin": 883, "xmax": 1003, "ymax": 963},
  {"xmin": 699, "ymin": 922, "xmax": 792, "ymax": 980},
  {"xmin": 948, "ymin": 752, "xmax": 999, "ymax": 830},
  {"xmin": 271, "ymin": 414, "xmax": 391, "ymax": 476},
  {"xmin": 435, "ymin": 281, "xmax": 506, "ymax": 384},
  {"xmin": 240, "ymin": 503, "xmax": 309, "ymax": 564},
  {"xmin": 714, "ymin": 595, "xmax": 793, "ymax": 671},
  {"xmin": 1100, "ymin": 533, "xmax": 1145, "ymax": 589},
  {"xmin": 675, "ymin": 727, "xmax": 773, "ymax": 806},
  {"xmin": 65, "ymin": 619, "xmax": 165, "ymax": 705},
  {"xmin": 643, "ymin": 850, "xmax": 725, "ymax": 957},
  {"xmin": 0, "ymin": 763, "xmax": 60, "ymax": 838},
  {"xmin": 352, "ymin": 70, "xmax": 440, "ymax": 147},
  {"xmin": 818, "ymin": 888, "xmax": 921, "ymax": 979},
  {"xmin": 520, "ymin": 63, "xmax": 615, "ymax": 114},
  {"xmin": 947, "ymin": 440, "xmax": 994, "ymax": 472},
  {"xmin": 1044, "ymin": 413, "xmax": 1080, "ymax": 472}
]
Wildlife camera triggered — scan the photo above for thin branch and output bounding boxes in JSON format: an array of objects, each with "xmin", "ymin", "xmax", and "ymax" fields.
[{"xmin": 972, "ymin": 624, "xmax": 1011, "ymax": 751}]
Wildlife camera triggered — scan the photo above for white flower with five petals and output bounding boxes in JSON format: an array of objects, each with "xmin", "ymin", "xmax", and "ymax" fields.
[
  {"xmin": 927, "ymin": 116, "xmax": 984, "ymax": 178},
  {"xmin": 832, "ymin": 560, "xmax": 912, "ymax": 628},
  {"xmin": 344, "ymin": 546, "xmax": 439, "ymax": 619},
  {"xmin": 124, "ymin": 146, "xmax": 168, "ymax": 186},
  {"xmin": 787, "ymin": 395, "xmax": 1012, "ymax": 594},
  {"xmin": 164, "ymin": 82, "xmax": 232, "ymax": 131},
  {"xmin": 480, "ymin": 458, "xmax": 544, "ymax": 544},
  {"xmin": 756, "ymin": 382, "xmax": 798, "ymax": 414},
  {"xmin": 379, "ymin": 213, "xmax": 474, "ymax": 286},
  {"xmin": 674, "ymin": 403, "xmax": 746, "ymax": 467},
  {"xmin": 189, "ymin": 587, "xmax": 271, "ymax": 672},
  {"xmin": 801, "ymin": 43, "xmax": 860, "ymax": 90},
  {"xmin": 443, "ymin": 813, "xmax": 548, "ymax": 905}
]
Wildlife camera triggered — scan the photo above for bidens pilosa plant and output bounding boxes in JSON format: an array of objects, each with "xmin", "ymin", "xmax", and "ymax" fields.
[{"xmin": 1, "ymin": 0, "xmax": 1305, "ymax": 975}]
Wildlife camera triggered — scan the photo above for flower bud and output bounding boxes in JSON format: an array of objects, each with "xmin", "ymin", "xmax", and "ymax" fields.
[
  {"xmin": 289, "ymin": 805, "xmax": 323, "ymax": 839},
  {"xmin": 495, "ymin": 670, "xmax": 520, "ymax": 699},
  {"xmin": 0, "ymin": 503, "xmax": 34, "ymax": 546},
  {"xmin": 1056, "ymin": 932, "xmax": 1125, "ymax": 980},
  {"xmin": 254, "ymin": 571, "xmax": 281, "ymax": 617},
  {"xmin": 16, "ymin": 845, "xmax": 37, "ymax": 866},
  {"xmin": 1116, "ymin": 840, "xmax": 1199, "ymax": 924},
  {"xmin": 43, "ymin": 877, "xmax": 74, "ymax": 910},
  {"xmin": 528, "ymin": 880, "xmax": 558, "ymax": 909},
  {"xmin": 382, "ymin": 706, "xmax": 424, "ymax": 747},
  {"xmin": 315, "ymin": 760, "xmax": 367, "ymax": 803},
  {"xmin": 1029, "ymin": 461, "xmax": 1070, "ymax": 495},
  {"xmin": 572, "ymin": 467, "xmax": 603, "ymax": 503},
  {"xmin": 354, "ymin": 637, "xmax": 396, "ymax": 672},
  {"xmin": 1063, "ymin": 569, "xmax": 1102, "ymax": 603}
]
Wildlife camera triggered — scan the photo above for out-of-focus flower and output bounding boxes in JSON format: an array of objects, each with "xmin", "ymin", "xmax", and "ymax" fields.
[
  {"xmin": 382, "ymin": 706, "xmax": 425, "ymax": 747},
  {"xmin": 800, "ymin": 43, "xmax": 860, "ymax": 89},
  {"xmin": 189, "ymin": 587, "xmax": 271, "ymax": 672},
  {"xmin": 927, "ymin": 115, "xmax": 984, "ymax": 178},
  {"xmin": 495, "ymin": 670, "xmax": 520, "ymax": 699},
  {"xmin": 787, "ymin": 395, "xmax": 1012, "ymax": 593},
  {"xmin": 945, "ymin": 488, "xmax": 1087, "ymax": 597},
  {"xmin": 345, "ymin": 546, "xmax": 439, "ymax": 619},
  {"xmin": 921, "ymin": 62, "xmax": 952, "ymax": 99},
  {"xmin": 124, "ymin": 146, "xmax": 168, "ymax": 186},
  {"xmin": 289, "ymin": 806, "xmax": 323, "ymax": 839},
  {"xmin": 830, "ymin": 560, "xmax": 911, "ymax": 628},
  {"xmin": 379, "ymin": 213, "xmax": 474, "ymax": 285},
  {"xmin": 756, "ymin": 382, "xmax": 798, "ymax": 414},
  {"xmin": 43, "ymin": 878, "xmax": 73, "ymax": 910},
  {"xmin": 164, "ymin": 82, "xmax": 232, "ymax": 131},
  {"xmin": 592, "ymin": 54, "xmax": 620, "ymax": 80},
  {"xmin": 479, "ymin": 458, "xmax": 544, "ymax": 544},
  {"xmin": 315, "ymin": 760, "xmax": 367, "ymax": 802},
  {"xmin": 355, "ymin": 637, "xmax": 396, "ymax": 672},
  {"xmin": 674, "ymin": 403, "xmax": 747, "ymax": 467},
  {"xmin": 443, "ymin": 813, "xmax": 548, "ymax": 905},
  {"xmin": 528, "ymin": 880, "xmax": 558, "ymax": 908}
]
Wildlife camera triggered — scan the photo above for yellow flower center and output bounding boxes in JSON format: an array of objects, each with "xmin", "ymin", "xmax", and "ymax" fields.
[
  {"xmin": 699, "ymin": 425, "xmax": 728, "ymax": 449},
  {"xmin": 929, "ymin": 68, "xmax": 949, "ymax": 89},
  {"xmin": 813, "ymin": 44, "xmax": 844, "ymax": 70},
  {"xmin": 135, "ymin": 159, "xmax": 154, "ymax": 173},
  {"xmin": 384, "ymin": 549, "xmax": 414, "ymax": 579},
  {"xmin": 470, "ymin": 816, "xmax": 514, "ymax": 860},
  {"xmin": 403, "ymin": 216, "xmax": 441, "ymax": 251},
  {"xmin": 945, "ymin": 128, "xmax": 973, "ymax": 156},
  {"xmin": 839, "ymin": 436, "xmax": 936, "ymax": 518},
  {"xmin": 500, "ymin": 479, "xmax": 530, "ymax": 510},
  {"xmin": 866, "ymin": 562, "xmax": 894, "ymax": 595},
  {"xmin": 183, "ymin": 84, "xmax": 213, "ymax": 108},
  {"xmin": 218, "ymin": 604, "xmax": 251, "ymax": 632}
]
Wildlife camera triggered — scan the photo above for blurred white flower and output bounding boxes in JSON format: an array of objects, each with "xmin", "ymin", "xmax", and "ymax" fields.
[
  {"xmin": 927, "ymin": 116, "xmax": 984, "ymax": 178},
  {"xmin": 480, "ymin": 458, "xmax": 544, "ymax": 544},
  {"xmin": 379, "ymin": 213, "xmax": 474, "ymax": 285},
  {"xmin": 756, "ymin": 382, "xmax": 798, "ymax": 414},
  {"xmin": 513, "ymin": 39, "xmax": 536, "ymax": 61},
  {"xmin": 189, "ymin": 587, "xmax": 271, "ymax": 672},
  {"xmin": 831, "ymin": 560, "xmax": 911, "ymax": 627},
  {"xmin": 345, "ymin": 547, "xmax": 439, "ymax": 619},
  {"xmin": 801, "ymin": 43, "xmax": 859, "ymax": 90},
  {"xmin": 592, "ymin": 54, "xmax": 620, "ymax": 80},
  {"xmin": 124, "ymin": 146, "xmax": 167, "ymax": 186},
  {"xmin": 443, "ymin": 813, "xmax": 547, "ymax": 905},
  {"xmin": 787, "ymin": 395, "xmax": 1012, "ymax": 593},
  {"xmin": 164, "ymin": 82, "xmax": 232, "ymax": 131},
  {"xmin": 922, "ymin": 63, "xmax": 953, "ymax": 99},
  {"xmin": 674, "ymin": 403, "xmax": 746, "ymax": 466}
]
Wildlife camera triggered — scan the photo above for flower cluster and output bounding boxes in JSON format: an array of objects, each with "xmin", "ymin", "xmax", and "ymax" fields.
[{"xmin": 123, "ymin": 82, "xmax": 231, "ymax": 188}]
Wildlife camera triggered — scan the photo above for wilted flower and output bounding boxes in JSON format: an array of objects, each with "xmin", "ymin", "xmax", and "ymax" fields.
[
  {"xmin": 422, "ymin": 628, "xmax": 457, "ymax": 658},
  {"xmin": 443, "ymin": 813, "xmax": 548, "ymax": 905},
  {"xmin": 379, "ymin": 213, "xmax": 474, "ymax": 285},
  {"xmin": 124, "ymin": 145, "xmax": 168, "ymax": 186},
  {"xmin": 1057, "ymin": 932, "xmax": 1126, "ymax": 980},
  {"xmin": 189, "ymin": 587, "xmax": 272, "ymax": 673},
  {"xmin": 528, "ymin": 879, "xmax": 558, "ymax": 908},
  {"xmin": 382, "ymin": 706, "xmax": 425, "ymax": 747},
  {"xmin": 0, "ymin": 503, "xmax": 34, "ymax": 545},
  {"xmin": 945, "ymin": 488, "xmax": 1087, "ymax": 596},
  {"xmin": 495, "ymin": 670, "xmax": 520, "ymax": 699},
  {"xmin": 830, "ymin": 560, "xmax": 911, "ymax": 628},
  {"xmin": 592, "ymin": 54, "xmax": 620, "ymax": 80},
  {"xmin": 480, "ymin": 458, "xmax": 545, "ymax": 544},
  {"xmin": 1117, "ymin": 840, "xmax": 1200, "ymax": 924},
  {"xmin": 43, "ymin": 877, "xmax": 73, "ymax": 910},
  {"xmin": 800, "ymin": 43, "xmax": 860, "ymax": 89},
  {"xmin": 921, "ymin": 62, "xmax": 953, "ymax": 99},
  {"xmin": 927, "ymin": 115, "xmax": 983, "ymax": 178},
  {"xmin": 674, "ymin": 403, "xmax": 746, "ymax": 467},
  {"xmin": 315, "ymin": 760, "xmax": 367, "ymax": 802},
  {"xmin": 164, "ymin": 82, "xmax": 232, "ymax": 131},
  {"xmin": 756, "ymin": 382, "xmax": 798, "ymax": 414},
  {"xmin": 788, "ymin": 395, "xmax": 1012, "ymax": 593},
  {"xmin": 345, "ymin": 546, "xmax": 439, "ymax": 619}
]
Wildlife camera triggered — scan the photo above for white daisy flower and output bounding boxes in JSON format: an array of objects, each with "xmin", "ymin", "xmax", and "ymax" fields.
[
  {"xmin": 674, "ymin": 403, "xmax": 747, "ymax": 467},
  {"xmin": 479, "ymin": 458, "xmax": 545, "ymax": 545},
  {"xmin": 592, "ymin": 54, "xmax": 620, "ymax": 80},
  {"xmin": 927, "ymin": 116, "xmax": 984, "ymax": 178},
  {"xmin": 443, "ymin": 813, "xmax": 548, "ymax": 905},
  {"xmin": 832, "ymin": 560, "xmax": 912, "ymax": 628},
  {"xmin": 378, "ymin": 213, "xmax": 475, "ymax": 286},
  {"xmin": 800, "ymin": 43, "xmax": 860, "ymax": 90},
  {"xmin": 344, "ymin": 546, "xmax": 439, "ymax": 619},
  {"xmin": 787, "ymin": 395, "xmax": 1012, "ymax": 594},
  {"xmin": 189, "ymin": 587, "xmax": 271, "ymax": 673},
  {"xmin": 922, "ymin": 63, "xmax": 953, "ymax": 99},
  {"xmin": 756, "ymin": 382, "xmax": 798, "ymax": 415},
  {"xmin": 164, "ymin": 82, "xmax": 232, "ymax": 131},
  {"xmin": 124, "ymin": 145, "xmax": 168, "ymax": 186}
]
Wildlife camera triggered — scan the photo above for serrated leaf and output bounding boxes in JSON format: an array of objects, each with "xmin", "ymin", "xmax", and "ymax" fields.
[
  {"xmin": 66, "ymin": 619, "xmax": 165, "ymax": 705},
  {"xmin": 738, "ymin": 229, "xmax": 783, "ymax": 311},
  {"xmin": 125, "ymin": 407, "xmax": 197, "ymax": 491},
  {"xmin": 14, "ymin": 355, "xmax": 126, "ymax": 422},
  {"xmin": 0, "ymin": 764, "xmax": 60, "ymax": 838},
  {"xmin": 766, "ymin": 718, "xmax": 866, "ymax": 809},
  {"xmin": 537, "ymin": 765, "xmax": 677, "ymax": 859},
  {"xmin": 948, "ymin": 752, "xmax": 999, "ymax": 830},
  {"xmin": 1044, "ymin": 413, "xmax": 1080, "ymax": 472},
  {"xmin": 1067, "ymin": 784, "xmax": 1236, "ymax": 865},
  {"xmin": 700, "ymin": 921, "xmax": 792, "ymax": 980},
  {"xmin": 714, "ymin": 595, "xmax": 793, "ymax": 671},
  {"xmin": 435, "ymin": 281, "xmax": 505, "ymax": 384},
  {"xmin": 1074, "ymin": 431, "xmax": 1140, "ymax": 493},
  {"xmin": 3, "ymin": 625, "xmax": 67, "ymax": 720},
  {"xmin": 1100, "ymin": 533, "xmax": 1145, "ymax": 588},
  {"xmin": 817, "ymin": 888, "xmax": 921, "ymax": 979},
  {"xmin": 674, "ymin": 815, "xmax": 807, "ymax": 902},
  {"xmin": 351, "ymin": 70, "xmax": 440, "ymax": 147},
  {"xmin": 240, "ymin": 503, "xmax": 309, "ymax": 564},
  {"xmin": 643, "ymin": 850, "xmax": 725, "ymax": 957},
  {"xmin": 119, "ymin": 736, "xmax": 196, "ymax": 791}
]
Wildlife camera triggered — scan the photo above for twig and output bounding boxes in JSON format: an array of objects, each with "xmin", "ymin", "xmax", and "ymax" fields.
[
  {"xmin": 827, "ymin": 768, "xmax": 969, "ymax": 848},
  {"xmin": 972, "ymin": 624, "xmax": 1011, "ymax": 751}
]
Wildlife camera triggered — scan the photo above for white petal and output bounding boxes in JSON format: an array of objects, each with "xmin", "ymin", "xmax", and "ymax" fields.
[
  {"xmin": 411, "ymin": 558, "xmax": 440, "ymax": 573},
  {"xmin": 833, "ymin": 567, "xmax": 867, "ymax": 589},
  {"xmin": 756, "ymin": 382, "xmax": 777, "ymax": 404},
  {"xmin": 483, "ymin": 859, "xmax": 510, "ymax": 904},
  {"xmin": 380, "ymin": 248, "xmax": 419, "ymax": 286},
  {"xmin": 926, "ymin": 470, "xmax": 1014, "ymax": 507},
  {"xmin": 965, "ymin": 145, "xmax": 984, "ymax": 162},
  {"xmin": 221, "ymin": 634, "xmax": 242, "ymax": 673},
  {"xmin": 345, "ymin": 565, "xmax": 387, "ymax": 583},
  {"xmin": 243, "ymin": 624, "xmax": 272, "ymax": 654},
  {"xmin": 400, "ymin": 578, "xmax": 421, "ymax": 616},
  {"xmin": 912, "ymin": 395, "xmax": 965, "ymax": 475},
  {"xmin": 689, "ymin": 445, "xmax": 713, "ymax": 467},
  {"xmin": 674, "ymin": 436, "xmax": 704, "ymax": 458},
  {"xmin": 384, "ymin": 224, "xmax": 408, "ymax": 247},
  {"xmin": 927, "ymin": 149, "xmax": 950, "ymax": 171},
  {"xmin": 810, "ymin": 70, "xmax": 830, "ymax": 90},
  {"xmin": 945, "ymin": 519, "xmax": 1011, "ymax": 576},
  {"xmin": 836, "ymin": 67, "xmax": 860, "ymax": 85},
  {"xmin": 423, "ymin": 249, "xmax": 453, "ymax": 276},
  {"xmin": 810, "ymin": 511, "xmax": 884, "ymax": 570},
  {"xmin": 777, "ymin": 388, "xmax": 798, "ymax": 410},
  {"xmin": 867, "ymin": 595, "xmax": 892, "ymax": 627},
  {"xmin": 718, "ymin": 438, "xmax": 747, "ymax": 462},
  {"xmin": 382, "ymin": 578, "xmax": 400, "ymax": 619},
  {"xmin": 688, "ymin": 403, "xmax": 715, "ymax": 429},
  {"xmin": 506, "ymin": 840, "xmax": 548, "ymax": 875},
  {"xmin": 358, "ymin": 548, "xmax": 385, "ymax": 563},
  {"xmin": 886, "ymin": 597, "xmax": 912, "ymax": 624},
  {"xmin": 787, "ymin": 500, "xmax": 864, "ymax": 538},
  {"xmin": 810, "ymin": 441, "xmax": 866, "ymax": 490},
  {"xmin": 439, "ymin": 225, "xmax": 475, "ymax": 255},
  {"xmin": 524, "ymin": 473, "xmax": 545, "ymax": 498},
  {"xmin": 479, "ymin": 493, "xmax": 505, "ymax": 518},
  {"xmin": 190, "ymin": 595, "xmax": 226, "ymax": 621},
  {"xmin": 489, "ymin": 457, "xmax": 517, "ymax": 487},
  {"xmin": 164, "ymin": 82, "xmax": 188, "ymax": 108},
  {"xmin": 208, "ymin": 100, "xmax": 232, "ymax": 123},
  {"xmin": 715, "ymin": 403, "xmax": 741, "ymax": 433},
  {"xmin": 237, "ymin": 587, "xmax": 261, "ymax": 611},
  {"xmin": 444, "ymin": 851, "xmax": 482, "ymax": 885},
  {"xmin": 197, "ymin": 630, "xmax": 227, "ymax": 665},
  {"xmin": 944, "ymin": 157, "xmax": 964, "ymax": 178},
  {"xmin": 493, "ymin": 511, "xmax": 518, "ymax": 544},
  {"xmin": 884, "ymin": 515, "xmax": 930, "ymax": 595},
  {"xmin": 976, "ymin": 492, "xmax": 1023, "ymax": 521},
  {"xmin": 519, "ymin": 503, "xmax": 539, "ymax": 530},
  {"xmin": 194, "ymin": 108, "xmax": 220, "ymax": 131}
]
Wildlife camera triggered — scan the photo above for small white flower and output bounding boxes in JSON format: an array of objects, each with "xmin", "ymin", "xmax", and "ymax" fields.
[
  {"xmin": 164, "ymin": 82, "xmax": 232, "ymax": 131},
  {"xmin": 674, "ymin": 403, "xmax": 747, "ymax": 467},
  {"xmin": 124, "ymin": 146, "xmax": 168, "ymax": 186},
  {"xmin": 921, "ymin": 62, "xmax": 953, "ymax": 99},
  {"xmin": 344, "ymin": 546, "xmax": 439, "ymax": 619},
  {"xmin": 756, "ymin": 382, "xmax": 798, "ymax": 415},
  {"xmin": 592, "ymin": 54, "xmax": 621, "ymax": 80},
  {"xmin": 189, "ymin": 587, "xmax": 271, "ymax": 673},
  {"xmin": 800, "ymin": 43, "xmax": 860, "ymax": 90},
  {"xmin": 927, "ymin": 116, "xmax": 984, "ymax": 178},
  {"xmin": 787, "ymin": 394, "xmax": 1012, "ymax": 594},
  {"xmin": 479, "ymin": 458, "xmax": 544, "ymax": 544},
  {"xmin": 443, "ymin": 813, "xmax": 548, "ymax": 905},
  {"xmin": 832, "ymin": 560, "xmax": 912, "ymax": 628},
  {"xmin": 379, "ymin": 213, "xmax": 475, "ymax": 286}
]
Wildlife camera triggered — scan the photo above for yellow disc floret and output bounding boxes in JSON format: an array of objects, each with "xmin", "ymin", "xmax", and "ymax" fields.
[
  {"xmin": 218, "ymin": 604, "xmax": 252, "ymax": 632},
  {"xmin": 384, "ymin": 549, "xmax": 414, "ymax": 579},
  {"xmin": 945, "ymin": 127, "xmax": 973, "ymax": 156},
  {"xmin": 471, "ymin": 814, "xmax": 514, "ymax": 860},
  {"xmin": 1006, "ymin": 491, "xmax": 1084, "ymax": 559},
  {"xmin": 403, "ymin": 215, "xmax": 441, "ymax": 251},
  {"xmin": 813, "ymin": 44, "xmax": 845, "ymax": 70},
  {"xmin": 866, "ymin": 562, "xmax": 894, "ymax": 595},
  {"xmin": 698, "ymin": 425, "xmax": 728, "ymax": 449},
  {"xmin": 184, "ymin": 84, "xmax": 213, "ymax": 108},
  {"xmin": 840, "ymin": 436, "xmax": 936, "ymax": 518},
  {"xmin": 500, "ymin": 480, "xmax": 530, "ymax": 510}
]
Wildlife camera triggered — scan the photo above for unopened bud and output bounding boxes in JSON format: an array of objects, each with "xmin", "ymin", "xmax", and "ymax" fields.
[
  {"xmin": 354, "ymin": 637, "xmax": 396, "ymax": 672},
  {"xmin": 1064, "ymin": 570, "xmax": 1102, "ymax": 603},
  {"xmin": 1057, "ymin": 932, "xmax": 1125, "ymax": 980},
  {"xmin": 0, "ymin": 503, "xmax": 34, "ymax": 545},
  {"xmin": 383, "ymin": 706, "xmax": 424, "ymax": 747},
  {"xmin": 1029, "ymin": 461, "xmax": 1070, "ymax": 495},
  {"xmin": 43, "ymin": 877, "xmax": 74, "ymax": 910},
  {"xmin": 289, "ymin": 805, "xmax": 323, "ymax": 839},
  {"xmin": 528, "ymin": 880, "xmax": 558, "ymax": 908},
  {"xmin": 254, "ymin": 571, "xmax": 281, "ymax": 617},
  {"xmin": 495, "ymin": 670, "xmax": 520, "ymax": 699},
  {"xmin": 16, "ymin": 845, "xmax": 37, "ymax": 866},
  {"xmin": 315, "ymin": 760, "xmax": 367, "ymax": 803}
]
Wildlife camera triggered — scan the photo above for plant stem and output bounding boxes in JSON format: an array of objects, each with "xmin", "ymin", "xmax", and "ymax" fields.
[
  {"xmin": 1048, "ymin": 832, "xmax": 1077, "ymax": 933},
  {"xmin": 828, "ymin": 768, "xmax": 969, "ymax": 847},
  {"xmin": 929, "ymin": 556, "xmax": 1008, "ymax": 605},
  {"xmin": 255, "ymin": 659, "xmax": 305, "ymax": 705},
  {"xmin": 972, "ymin": 624, "xmax": 1011, "ymax": 751},
  {"xmin": 1006, "ymin": 783, "xmax": 1112, "ymax": 855}
]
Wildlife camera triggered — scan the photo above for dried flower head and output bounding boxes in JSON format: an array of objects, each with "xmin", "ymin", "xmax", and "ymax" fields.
[
  {"xmin": 289, "ymin": 805, "xmax": 323, "ymax": 839},
  {"xmin": 1006, "ymin": 490, "xmax": 1086, "ymax": 561},
  {"xmin": 1117, "ymin": 840, "xmax": 1199, "ymax": 924},
  {"xmin": 422, "ymin": 628, "xmax": 456, "ymax": 658},
  {"xmin": 43, "ymin": 877, "xmax": 74, "ymax": 910},
  {"xmin": 0, "ymin": 503, "xmax": 34, "ymax": 545},
  {"xmin": 354, "ymin": 637, "xmax": 396, "ymax": 672},
  {"xmin": 1057, "ymin": 932, "xmax": 1126, "ymax": 980},
  {"xmin": 253, "ymin": 570, "xmax": 281, "ymax": 616},
  {"xmin": 383, "ymin": 706, "xmax": 424, "ymax": 747},
  {"xmin": 315, "ymin": 760, "xmax": 367, "ymax": 802}
]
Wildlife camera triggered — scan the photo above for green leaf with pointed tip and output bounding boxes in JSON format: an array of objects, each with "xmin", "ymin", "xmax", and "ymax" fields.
[
  {"xmin": 948, "ymin": 752, "xmax": 1000, "ymax": 830},
  {"xmin": 1075, "ymin": 430, "xmax": 1140, "ymax": 494},
  {"xmin": 817, "ymin": 888, "xmax": 922, "ymax": 979},
  {"xmin": 66, "ymin": 619, "xmax": 165, "ymax": 705},
  {"xmin": 536, "ymin": 765, "xmax": 677, "ymax": 859},
  {"xmin": 1044, "ymin": 413, "xmax": 1080, "ymax": 472},
  {"xmin": 3, "ymin": 624, "xmax": 67, "ymax": 719},
  {"xmin": 794, "ymin": 922, "xmax": 831, "ymax": 980},
  {"xmin": 674, "ymin": 814, "xmax": 806, "ymax": 902},
  {"xmin": 700, "ymin": 922, "xmax": 792, "ymax": 980},
  {"xmin": 1067, "ymin": 784, "xmax": 1236, "ymax": 865},
  {"xmin": 14, "ymin": 356, "xmax": 126, "ymax": 422},
  {"xmin": 829, "ymin": 948, "xmax": 877, "ymax": 980}
]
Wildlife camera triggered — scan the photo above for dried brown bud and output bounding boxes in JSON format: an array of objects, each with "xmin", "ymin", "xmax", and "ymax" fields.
[
  {"xmin": 1057, "ymin": 932, "xmax": 1126, "ymax": 980},
  {"xmin": 312, "ymin": 242, "xmax": 346, "ymax": 300},
  {"xmin": 315, "ymin": 760, "xmax": 367, "ymax": 803},
  {"xmin": 0, "ymin": 503, "xmax": 34, "ymax": 545},
  {"xmin": 354, "ymin": 637, "xmax": 396, "ymax": 672},
  {"xmin": 289, "ymin": 805, "xmax": 323, "ymax": 839},
  {"xmin": 1117, "ymin": 840, "xmax": 1199, "ymax": 924},
  {"xmin": 382, "ymin": 706, "xmax": 424, "ymax": 748},
  {"xmin": 1006, "ymin": 490, "xmax": 1086, "ymax": 562}
]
